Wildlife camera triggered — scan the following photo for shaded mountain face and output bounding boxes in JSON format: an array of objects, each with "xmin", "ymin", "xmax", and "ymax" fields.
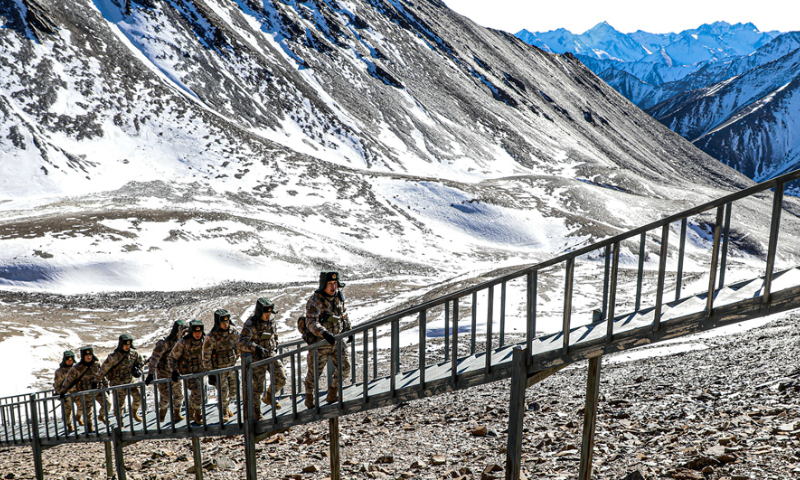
[{"xmin": 0, "ymin": 0, "xmax": 774, "ymax": 294}]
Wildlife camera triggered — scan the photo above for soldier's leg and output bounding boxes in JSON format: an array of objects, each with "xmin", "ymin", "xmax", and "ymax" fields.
[
  {"xmin": 81, "ymin": 394, "xmax": 95, "ymax": 431},
  {"xmin": 62, "ymin": 397, "xmax": 74, "ymax": 430},
  {"xmin": 188, "ymin": 377, "xmax": 203, "ymax": 424},
  {"xmin": 130, "ymin": 386, "xmax": 142, "ymax": 421},
  {"xmin": 157, "ymin": 382, "xmax": 170, "ymax": 421},
  {"xmin": 95, "ymin": 391, "xmax": 111, "ymax": 424},
  {"xmin": 225, "ymin": 371, "xmax": 237, "ymax": 418},
  {"xmin": 331, "ymin": 350, "xmax": 351, "ymax": 390},
  {"xmin": 172, "ymin": 380, "xmax": 185, "ymax": 421},
  {"xmin": 264, "ymin": 360, "xmax": 286, "ymax": 409},
  {"xmin": 304, "ymin": 349, "xmax": 331, "ymax": 407}
]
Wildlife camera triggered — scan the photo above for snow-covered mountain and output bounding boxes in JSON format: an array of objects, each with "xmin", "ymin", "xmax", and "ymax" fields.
[
  {"xmin": 4, "ymin": 0, "xmax": 800, "ymax": 395},
  {"xmin": 517, "ymin": 23, "xmax": 800, "ymax": 182}
]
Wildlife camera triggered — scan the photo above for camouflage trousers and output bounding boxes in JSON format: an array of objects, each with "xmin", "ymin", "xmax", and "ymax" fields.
[
  {"xmin": 254, "ymin": 360, "xmax": 286, "ymax": 407},
  {"xmin": 184, "ymin": 377, "xmax": 204, "ymax": 413},
  {"xmin": 74, "ymin": 391, "xmax": 112, "ymax": 428},
  {"xmin": 304, "ymin": 343, "xmax": 350, "ymax": 394},
  {"xmin": 156, "ymin": 370, "xmax": 184, "ymax": 412},
  {"xmin": 210, "ymin": 369, "xmax": 238, "ymax": 410},
  {"xmin": 59, "ymin": 396, "xmax": 80, "ymax": 427},
  {"xmin": 109, "ymin": 381, "xmax": 142, "ymax": 419}
]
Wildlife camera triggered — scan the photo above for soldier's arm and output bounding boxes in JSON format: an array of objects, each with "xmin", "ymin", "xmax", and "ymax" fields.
[
  {"xmin": 147, "ymin": 341, "xmax": 165, "ymax": 370},
  {"xmin": 58, "ymin": 367, "xmax": 78, "ymax": 393},
  {"xmin": 167, "ymin": 341, "xmax": 183, "ymax": 372},
  {"xmin": 237, "ymin": 325, "xmax": 256, "ymax": 354},
  {"xmin": 305, "ymin": 297, "xmax": 328, "ymax": 337},
  {"xmin": 202, "ymin": 335, "xmax": 215, "ymax": 370},
  {"xmin": 96, "ymin": 353, "xmax": 117, "ymax": 382}
]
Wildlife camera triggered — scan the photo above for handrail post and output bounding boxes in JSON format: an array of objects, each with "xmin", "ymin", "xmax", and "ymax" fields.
[
  {"xmin": 706, "ymin": 206, "xmax": 725, "ymax": 314},
  {"xmin": 242, "ymin": 354, "xmax": 257, "ymax": 480},
  {"xmin": 763, "ymin": 181, "xmax": 785, "ymax": 302},
  {"xmin": 192, "ymin": 437, "xmax": 203, "ymax": 480},
  {"xmin": 719, "ymin": 202, "xmax": 733, "ymax": 289},
  {"xmin": 562, "ymin": 258, "xmax": 575, "ymax": 354},
  {"xmin": 606, "ymin": 242, "xmax": 620, "ymax": 342},
  {"xmin": 113, "ymin": 426, "xmax": 127, "ymax": 480},
  {"xmin": 526, "ymin": 271, "xmax": 537, "ymax": 365},
  {"xmin": 452, "ymin": 298, "xmax": 459, "ymax": 383},
  {"xmin": 602, "ymin": 245, "xmax": 610, "ymax": 318},
  {"xmin": 419, "ymin": 310, "xmax": 426, "ymax": 391},
  {"xmin": 485, "ymin": 286, "xmax": 494, "ymax": 372},
  {"xmin": 635, "ymin": 232, "xmax": 646, "ymax": 311},
  {"xmin": 676, "ymin": 218, "xmax": 687, "ymax": 302},
  {"xmin": 653, "ymin": 223, "xmax": 670, "ymax": 331},
  {"xmin": 578, "ymin": 355, "xmax": 602, "ymax": 480}
]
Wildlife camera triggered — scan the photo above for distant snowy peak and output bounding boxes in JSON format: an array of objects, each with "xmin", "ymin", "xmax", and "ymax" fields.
[{"xmin": 516, "ymin": 21, "xmax": 781, "ymax": 67}]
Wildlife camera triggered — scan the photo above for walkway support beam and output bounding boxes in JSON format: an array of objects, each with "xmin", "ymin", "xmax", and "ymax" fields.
[
  {"xmin": 506, "ymin": 347, "xmax": 528, "ymax": 480},
  {"xmin": 330, "ymin": 417, "xmax": 341, "ymax": 480},
  {"xmin": 579, "ymin": 355, "xmax": 602, "ymax": 480}
]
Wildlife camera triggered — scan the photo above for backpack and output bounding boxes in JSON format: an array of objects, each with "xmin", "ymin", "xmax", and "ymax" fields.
[{"xmin": 297, "ymin": 316, "xmax": 317, "ymax": 345}]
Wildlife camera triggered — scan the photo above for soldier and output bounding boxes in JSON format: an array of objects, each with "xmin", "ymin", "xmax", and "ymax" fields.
[
  {"xmin": 303, "ymin": 271, "xmax": 351, "ymax": 409},
  {"xmin": 58, "ymin": 346, "xmax": 112, "ymax": 432},
  {"xmin": 95, "ymin": 334, "xmax": 145, "ymax": 426},
  {"xmin": 145, "ymin": 319, "xmax": 187, "ymax": 422},
  {"xmin": 53, "ymin": 351, "xmax": 81, "ymax": 432},
  {"xmin": 203, "ymin": 309, "xmax": 240, "ymax": 422},
  {"xmin": 168, "ymin": 319, "xmax": 207, "ymax": 425},
  {"xmin": 237, "ymin": 297, "xmax": 286, "ymax": 420}
]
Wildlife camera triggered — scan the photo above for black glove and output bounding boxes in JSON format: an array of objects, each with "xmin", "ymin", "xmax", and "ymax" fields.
[
  {"xmin": 322, "ymin": 330, "xmax": 336, "ymax": 345},
  {"xmin": 58, "ymin": 392, "xmax": 66, "ymax": 401},
  {"xmin": 255, "ymin": 345, "xmax": 269, "ymax": 360},
  {"xmin": 171, "ymin": 370, "xmax": 180, "ymax": 382},
  {"xmin": 208, "ymin": 375, "xmax": 217, "ymax": 386},
  {"xmin": 90, "ymin": 381, "xmax": 99, "ymax": 389},
  {"xmin": 132, "ymin": 364, "xmax": 142, "ymax": 378},
  {"xmin": 144, "ymin": 373, "xmax": 154, "ymax": 385}
]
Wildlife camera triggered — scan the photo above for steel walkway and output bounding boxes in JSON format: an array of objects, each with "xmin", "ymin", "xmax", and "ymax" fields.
[{"xmin": 3, "ymin": 169, "xmax": 800, "ymax": 480}]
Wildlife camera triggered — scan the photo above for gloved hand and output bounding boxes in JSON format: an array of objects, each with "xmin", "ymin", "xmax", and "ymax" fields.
[
  {"xmin": 208, "ymin": 375, "xmax": 217, "ymax": 387},
  {"xmin": 90, "ymin": 380, "xmax": 99, "ymax": 389},
  {"xmin": 322, "ymin": 330, "xmax": 336, "ymax": 345},
  {"xmin": 132, "ymin": 364, "xmax": 143, "ymax": 378},
  {"xmin": 58, "ymin": 392, "xmax": 66, "ymax": 401},
  {"xmin": 255, "ymin": 345, "xmax": 269, "ymax": 360},
  {"xmin": 144, "ymin": 373, "xmax": 154, "ymax": 385},
  {"xmin": 171, "ymin": 370, "xmax": 180, "ymax": 382}
]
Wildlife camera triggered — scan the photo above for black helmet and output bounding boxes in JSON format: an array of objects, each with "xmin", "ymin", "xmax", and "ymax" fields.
[
  {"xmin": 211, "ymin": 309, "xmax": 232, "ymax": 332},
  {"xmin": 317, "ymin": 271, "xmax": 345, "ymax": 291},
  {"xmin": 254, "ymin": 297, "xmax": 276, "ymax": 320},
  {"xmin": 78, "ymin": 346, "xmax": 97, "ymax": 364},
  {"xmin": 166, "ymin": 319, "xmax": 187, "ymax": 341},
  {"xmin": 189, "ymin": 319, "xmax": 205, "ymax": 336},
  {"xmin": 60, "ymin": 350, "xmax": 76, "ymax": 369},
  {"xmin": 116, "ymin": 334, "xmax": 134, "ymax": 352}
]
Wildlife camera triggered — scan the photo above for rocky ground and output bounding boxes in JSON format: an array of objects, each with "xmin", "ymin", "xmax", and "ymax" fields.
[{"xmin": 1, "ymin": 312, "xmax": 799, "ymax": 480}]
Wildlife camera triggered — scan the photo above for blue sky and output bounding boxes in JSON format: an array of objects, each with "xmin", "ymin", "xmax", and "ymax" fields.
[{"xmin": 443, "ymin": 0, "xmax": 799, "ymax": 34}]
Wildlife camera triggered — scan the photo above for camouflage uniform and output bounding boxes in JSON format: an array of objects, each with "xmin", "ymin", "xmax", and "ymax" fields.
[
  {"xmin": 303, "ymin": 272, "xmax": 351, "ymax": 406},
  {"xmin": 95, "ymin": 335, "xmax": 145, "ymax": 424},
  {"xmin": 237, "ymin": 298, "xmax": 286, "ymax": 415},
  {"xmin": 203, "ymin": 309, "xmax": 240, "ymax": 419},
  {"xmin": 53, "ymin": 351, "xmax": 81, "ymax": 430},
  {"xmin": 147, "ymin": 320, "xmax": 186, "ymax": 420},
  {"xmin": 59, "ymin": 347, "xmax": 112, "ymax": 431},
  {"xmin": 168, "ymin": 320, "xmax": 207, "ymax": 423}
]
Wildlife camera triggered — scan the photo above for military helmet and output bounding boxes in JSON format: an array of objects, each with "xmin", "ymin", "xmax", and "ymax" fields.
[
  {"xmin": 116, "ymin": 334, "xmax": 134, "ymax": 351},
  {"xmin": 254, "ymin": 297, "xmax": 277, "ymax": 319},
  {"xmin": 189, "ymin": 319, "xmax": 205, "ymax": 334},
  {"xmin": 166, "ymin": 319, "xmax": 187, "ymax": 341},
  {"xmin": 211, "ymin": 308, "xmax": 232, "ymax": 332},
  {"xmin": 78, "ymin": 346, "xmax": 96, "ymax": 364},
  {"xmin": 60, "ymin": 350, "xmax": 76, "ymax": 369},
  {"xmin": 318, "ymin": 271, "xmax": 345, "ymax": 291}
]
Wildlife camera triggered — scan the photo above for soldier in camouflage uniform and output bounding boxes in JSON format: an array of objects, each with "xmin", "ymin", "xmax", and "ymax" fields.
[
  {"xmin": 203, "ymin": 309, "xmax": 239, "ymax": 422},
  {"xmin": 53, "ymin": 351, "xmax": 81, "ymax": 432},
  {"xmin": 168, "ymin": 319, "xmax": 207, "ymax": 425},
  {"xmin": 303, "ymin": 271, "xmax": 351, "ymax": 409},
  {"xmin": 237, "ymin": 298, "xmax": 286, "ymax": 419},
  {"xmin": 58, "ymin": 346, "xmax": 112, "ymax": 432},
  {"xmin": 145, "ymin": 320, "xmax": 187, "ymax": 422},
  {"xmin": 95, "ymin": 334, "xmax": 145, "ymax": 426}
]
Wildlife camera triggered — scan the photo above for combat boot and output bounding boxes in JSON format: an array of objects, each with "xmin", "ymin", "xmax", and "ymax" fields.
[
  {"xmin": 304, "ymin": 393, "xmax": 315, "ymax": 409},
  {"xmin": 66, "ymin": 422, "xmax": 74, "ymax": 432},
  {"xmin": 98, "ymin": 413, "xmax": 108, "ymax": 425},
  {"xmin": 158, "ymin": 407, "xmax": 168, "ymax": 422},
  {"xmin": 132, "ymin": 411, "xmax": 142, "ymax": 422},
  {"xmin": 226, "ymin": 407, "xmax": 234, "ymax": 418},
  {"xmin": 173, "ymin": 408, "xmax": 185, "ymax": 422},
  {"xmin": 76, "ymin": 416, "xmax": 84, "ymax": 426},
  {"xmin": 191, "ymin": 409, "xmax": 204, "ymax": 425},
  {"xmin": 253, "ymin": 408, "xmax": 262, "ymax": 421},
  {"xmin": 262, "ymin": 391, "xmax": 282, "ymax": 410},
  {"xmin": 326, "ymin": 386, "xmax": 338, "ymax": 403}
]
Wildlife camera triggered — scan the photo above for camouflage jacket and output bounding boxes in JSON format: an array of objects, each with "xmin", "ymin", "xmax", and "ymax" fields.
[
  {"xmin": 237, "ymin": 316, "xmax": 278, "ymax": 358},
  {"xmin": 168, "ymin": 336, "xmax": 206, "ymax": 374},
  {"xmin": 203, "ymin": 326, "xmax": 240, "ymax": 370},
  {"xmin": 305, "ymin": 291, "xmax": 350, "ymax": 338},
  {"xmin": 54, "ymin": 366, "xmax": 77, "ymax": 394},
  {"xmin": 60, "ymin": 361, "xmax": 105, "ymax": 393},
  {"xmin": 96, "ymin": 349, "xmax": 144, "ymax": 386},
  {"xmin": 147, "ymin": 337, "xmax": 179, "ymax": 377}
]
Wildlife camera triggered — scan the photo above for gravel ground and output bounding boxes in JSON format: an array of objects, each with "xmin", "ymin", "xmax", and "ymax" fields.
[{"xmin": 1, "ymin": 312, "xmax": 799, "ymax": 480}]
